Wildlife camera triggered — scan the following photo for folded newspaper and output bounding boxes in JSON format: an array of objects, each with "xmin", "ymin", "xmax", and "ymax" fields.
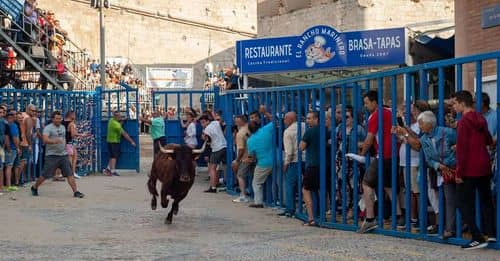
[{"xmin": 345, "ymin": 153, "xmax": 375, "ymax": 164}]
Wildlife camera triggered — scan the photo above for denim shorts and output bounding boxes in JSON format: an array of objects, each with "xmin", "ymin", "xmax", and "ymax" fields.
[{"xmin": 4, "ymin": 150, "xmax": 17, "ymax": 167}]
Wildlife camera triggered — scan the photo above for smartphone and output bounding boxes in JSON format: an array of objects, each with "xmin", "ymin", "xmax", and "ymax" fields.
[{"xmin": 397, "ymin": 117, "xmax": 405, "ymax": 127}]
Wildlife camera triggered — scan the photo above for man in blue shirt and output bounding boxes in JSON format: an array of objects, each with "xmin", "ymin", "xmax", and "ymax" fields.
[
  {"xmin": 246, "ymin": 120, "xmax": 274, "ymax": 208},
  {"xmin": 4, "ymin": 111, "xmax": 20, "ymax": 192}
]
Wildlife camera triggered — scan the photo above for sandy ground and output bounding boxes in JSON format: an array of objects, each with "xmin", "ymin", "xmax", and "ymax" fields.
[{"xmin": 0, "ymin": 136, "xmax": 498, "ymax": 260}]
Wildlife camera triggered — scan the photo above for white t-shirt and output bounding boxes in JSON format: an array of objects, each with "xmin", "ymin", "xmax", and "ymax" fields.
[
  {"xmin": 203, "ymin": 121, "xmax": 226, "ymax": 152},
  {"xmin": 184, "ymin": 122, "xmax": 198, "ymax": 147},
  {"xmin": 399, "ymin": 122, "xmax": 421, "ymax": 167}
]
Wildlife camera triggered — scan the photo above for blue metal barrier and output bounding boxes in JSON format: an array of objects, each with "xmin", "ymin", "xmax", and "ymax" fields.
[
  {"xmin": 151, "ymin": 88, "xmax": 220, "ymax": 166},
  {"xmin": 221, "ymin": 50, "xmax": 500, "ymax": 249},
  {"xmin": 99, "ymin": 86, "xmax": 140, "ymax": 173},
  {"xmin": 0, "ymin": 88, "xmax": 98, "ymax": 182}
]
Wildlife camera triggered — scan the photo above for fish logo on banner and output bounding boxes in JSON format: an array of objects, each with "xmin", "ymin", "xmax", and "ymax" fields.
[{"xmin": 296, "ymin": 26, "xmax": 347, "ymax": 68}]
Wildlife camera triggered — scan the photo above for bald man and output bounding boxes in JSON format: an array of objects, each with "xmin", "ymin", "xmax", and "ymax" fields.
[{"xmin": 278, "ymin": 111, "xmax": 306, "ymax": 217}]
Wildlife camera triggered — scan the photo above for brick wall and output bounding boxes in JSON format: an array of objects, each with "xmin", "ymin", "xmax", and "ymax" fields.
[{"xmin": 455, "ymin": 0, "xmax": 500, "ymax": 91}]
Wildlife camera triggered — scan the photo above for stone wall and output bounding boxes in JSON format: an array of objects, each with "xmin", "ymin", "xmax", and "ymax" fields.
[
  {"xmin": 258, "ymin": 0, "xmax": 454, "ymax": 36},
  {"xmin": 37, "ymin": 0, "xmax": 257, "ymax": 89}
]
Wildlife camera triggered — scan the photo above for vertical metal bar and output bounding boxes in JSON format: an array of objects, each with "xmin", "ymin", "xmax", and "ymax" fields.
[
  {"xmin": 377, "ymin": 78, "xmax": 384, "ymax": 229},
  {"xmin": 438, "ymin": 66, "xmax": 445, "ymax": 237},
  {"xmin": 352, "ymin": 83, "xmax": 360, "ymax": 227},
  {"xmin": 331, "ymin": 87, "xmax": 338, "ymax": 223},
  {"xmin": 419, "ymin": 69, "xmax": 428, "ymax": 100},
  {"xmin": 475, "ymin": 61, "xmax": 483, "ymax": 231},
  {"xmin": 224, "ymin": 93, "xmax": 234, "ymax": 192},
  {"xmin": 319, "ymin": 87, "xmax": 326, "ymax": 224},
  {"xmin": 404, "ymin": 74, "xmax": 413, "ymax": 233},
  {"xmin": 390, "ymin": 75, "xmax": 398, "ymax": 231},
  {"xmin": 277, "ymin": 91, "xmax": 284, "ymax": 207},
  {"xmin": 297, "ymin": 90, "xmax": 303, "ymax": 215},
  {"xmin": 341, "ymin": 85, "xmax": 348, "ymax": 224},
  {"xmin": 267, "ymin": 91, "xmax": 278, "ymax": 204},
  {"xmin": 496, "ymin": 57, "xmax": 500, "ymax": 243}
]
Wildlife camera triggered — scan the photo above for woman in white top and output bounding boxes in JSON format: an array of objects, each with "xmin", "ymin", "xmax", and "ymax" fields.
[{"xmin": 184, "ymin": 112, "xmax": 198, "ymax": 148}]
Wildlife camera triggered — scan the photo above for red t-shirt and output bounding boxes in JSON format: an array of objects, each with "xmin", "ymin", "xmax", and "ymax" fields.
[{"xmin": 367, "ymin": 108, "xmax": 393, "ymax": 159}]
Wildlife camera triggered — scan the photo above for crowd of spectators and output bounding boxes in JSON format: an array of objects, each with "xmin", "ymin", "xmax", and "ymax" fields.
[
  {"xmin": 87, "ymin": 61, "xmax": 144, "ymax": 89},
  {"xmin": 186, "ymin": 89, "xmax": 498, "ymax": 250},
  {"xmin": 204, "ymin": 66, "xmax": 240, "ymax": 91}
]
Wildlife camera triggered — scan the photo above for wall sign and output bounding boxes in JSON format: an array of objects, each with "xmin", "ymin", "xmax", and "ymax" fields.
[
  {"xmin": 146, "ymin": 67, "xmax": 193, "ymax": 88},
  {"xmin": 236, "ymin": 25, "xmax": 407, "ymax": 74},
  {"xmin": 482, "ymin": 4, "xmax": 500, "ymax": 29}
]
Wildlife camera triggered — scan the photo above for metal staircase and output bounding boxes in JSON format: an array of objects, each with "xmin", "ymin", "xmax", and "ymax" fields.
[{"xmin": 0, "ymin": 0, "xmax": 92, "ymax": 90}]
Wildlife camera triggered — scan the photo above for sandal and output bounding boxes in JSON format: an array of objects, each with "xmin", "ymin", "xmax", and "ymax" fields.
[{"xmin": 303, "ymin": 220, "xmax": 317, "ymax": 227}]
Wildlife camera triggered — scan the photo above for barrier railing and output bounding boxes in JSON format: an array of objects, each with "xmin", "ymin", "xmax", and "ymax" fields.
[
  {"xmin": 0, "ymin": 88, "xmax": 98, "ymax": 181},
  {"xmin": 0, "ymin": 85, "xmax": 140, "ymax": 182},
  {"xmin": 222, "ymin": 50, "xmax": 500, "ymax": 249}
]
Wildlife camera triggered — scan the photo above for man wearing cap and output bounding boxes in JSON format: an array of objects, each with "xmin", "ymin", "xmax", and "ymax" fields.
[{"xmin": 103, "ymin": 111, "xmax": 136, "ymax": 176}]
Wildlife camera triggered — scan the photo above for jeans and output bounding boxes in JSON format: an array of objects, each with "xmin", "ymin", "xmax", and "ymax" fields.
[
  {"xmin": 457, "ymin": 175, "xmax": 496, "ymax": 240},
  {"xmin": 252, "ymin": 166, "xmax": 272, "ymax": 205},
  {"xmin": 443, "ymin": 183, "xmax": 457, "ymax": 232},
  {"xmin": 285, "ymin": 162, "xmax": 299, "ymax": 214}
]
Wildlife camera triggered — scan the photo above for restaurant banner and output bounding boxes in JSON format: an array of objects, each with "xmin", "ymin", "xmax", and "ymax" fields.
[{"xmin": 236, "ymin": 25, "xmax": 407, "ymax": 74}]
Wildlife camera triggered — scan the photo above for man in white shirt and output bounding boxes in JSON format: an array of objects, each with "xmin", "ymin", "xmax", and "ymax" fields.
[{"xmin": 200, "ymin": 115, "xmax": 227, "ymax": 193}]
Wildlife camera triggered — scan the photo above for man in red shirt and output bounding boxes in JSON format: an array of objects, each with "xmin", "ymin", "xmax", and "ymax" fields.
[
  {"xmin": 454, "ymin": 90, "xmax": 496, "ymax": 250},
  {"xmin": 358, "ymin": 90, "xmax": 403, "ymax": 233}
]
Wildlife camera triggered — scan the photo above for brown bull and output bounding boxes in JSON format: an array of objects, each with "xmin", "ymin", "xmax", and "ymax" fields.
[{"xmin": 147, "ymin": 142, "xmax": 206, "ymax": 224}]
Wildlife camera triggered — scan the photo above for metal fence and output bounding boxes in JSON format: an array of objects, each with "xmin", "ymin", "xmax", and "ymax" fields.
[
  {"xmin": 0, "ymin": 85, "xmax": 141, "ymax": 182},
  {"xmin": 221, "ymin": 50, "xmax": 500, "ymax": 249}
]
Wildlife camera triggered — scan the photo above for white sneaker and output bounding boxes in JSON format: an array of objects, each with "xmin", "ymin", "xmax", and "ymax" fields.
[
  {"xmin": 232, "ymin": 196, "xmax": 249, "ymax": 203},
  {"xmin": 73, "ymin": 173, "xmax": 81, "ymax": 179}
]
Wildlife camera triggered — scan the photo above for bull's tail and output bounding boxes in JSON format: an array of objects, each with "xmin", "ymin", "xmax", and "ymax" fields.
[{"xmin": 147, "ymin": 171, "xmax": 158, "ymax": 210}]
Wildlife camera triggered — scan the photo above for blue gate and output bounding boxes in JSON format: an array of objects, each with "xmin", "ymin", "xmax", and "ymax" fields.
[
  {"xmin": 151, "ymin": 88, "xmax": 220, "ymax": 166},
  {"xmin": 221, "ymin": 50, "xmax": 500, "ymax": 249},
  {"xmin": 0, "ymin": 88, "xmax": 98, "ymax": 181},
  {"xmin": 98, "ymin": 85, "xmax": 140, "ymax": 173}
]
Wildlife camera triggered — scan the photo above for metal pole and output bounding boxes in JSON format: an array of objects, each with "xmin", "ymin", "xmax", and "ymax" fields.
[{"xmin": 99, "ymin": 0, "xmax": 106, "ymax": 89}]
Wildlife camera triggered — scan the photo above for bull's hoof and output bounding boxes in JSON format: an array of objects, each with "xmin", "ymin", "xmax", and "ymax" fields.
[
  {"xmin": 165, "ymin": 218, "xmax": 172, "ymax": 225},
  {"xmin": 161, "ymin": 200, "xmax": 169, "ymax": 209},
  {"xmin": 151, "ymin": 199, "xmax": 157, "ymax": 210}
]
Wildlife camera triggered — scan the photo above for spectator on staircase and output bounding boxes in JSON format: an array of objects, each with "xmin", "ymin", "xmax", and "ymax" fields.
[{"xmin": 56, "ymin": 57, "xmax": 75, "ymax": 91}]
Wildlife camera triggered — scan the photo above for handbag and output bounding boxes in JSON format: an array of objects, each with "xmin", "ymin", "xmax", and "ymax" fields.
[{"xmin": 439, "ymin": 131, "xmax": 456, "ymax": 184}]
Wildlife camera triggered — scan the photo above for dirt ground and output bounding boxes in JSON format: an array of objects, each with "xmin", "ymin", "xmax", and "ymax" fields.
[{"xmin": 0, "ymin": 136, "xmax": 498, "ymax": 260}]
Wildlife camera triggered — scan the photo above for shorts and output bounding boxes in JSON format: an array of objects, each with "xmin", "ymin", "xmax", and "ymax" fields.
[
  {"xmin": 153, "ymin": 136, "xmax": 167, "ymax": 155},
  {"xmin": 209, "ymin": 148, "xmax": 226, "ymax": 165},
  {"xmin": 42, "ymin": 155, "xmax": 72, "ymax": 179},
  {"xmin": 4, "ymin": 149, "xmax": 17, "ymax": 167},
  {"xmin": 302, "ymin": 166, "xmax": 319, "ymax": 191},
  {"xmin": 237, "ymin": 162, "xmax": 255, "ymax": 179},
  {"xmin": 20, "ymin": 146, "xmax": 30, "ymax": 161},
  {"xmin": 402, "ymin": 166, "xmax": 420, "ymax": 194},
  {"xmin": 108, "ymin": 143, "xmax": 121, "ymax": 159},
  {"xmin": 0, "ymin": 147, "xmax": 4, "ymax": 167},
  {"xmin": 363, "ymin": 158, "xmax": 398, "ymax": 189},
  {"xmin": 66, "ymin": 144, "xmax": 75, "ymax": 156}
]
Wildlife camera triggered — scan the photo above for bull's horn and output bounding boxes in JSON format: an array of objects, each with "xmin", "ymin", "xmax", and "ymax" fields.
[
  {"xmin": 159, "ymin": 146, "xmax": 174, "ymax": 154},
  {"xmin": 192, "ymin": 141, "xmax": 207, "ymax": 154}
]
